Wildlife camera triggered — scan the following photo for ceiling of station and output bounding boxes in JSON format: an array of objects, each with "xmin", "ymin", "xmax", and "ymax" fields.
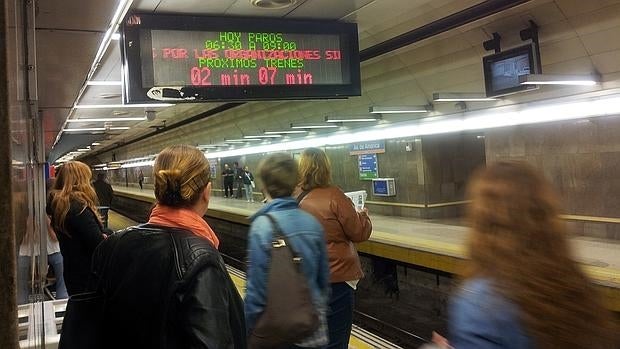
[{"xmin": 37, "ymin": 0, "xmax": 620, "ymax": 163}]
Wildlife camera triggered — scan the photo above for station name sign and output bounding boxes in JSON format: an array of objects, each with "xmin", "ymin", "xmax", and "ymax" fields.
[{"xmin": 121, "ymin": 14, "xmax": 361, "ymax": 103}]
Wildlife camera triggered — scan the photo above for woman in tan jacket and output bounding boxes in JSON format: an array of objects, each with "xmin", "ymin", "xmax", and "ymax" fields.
[{"xmin": 296, "ymin": 147, "xmax": 372, "ymax": 349}]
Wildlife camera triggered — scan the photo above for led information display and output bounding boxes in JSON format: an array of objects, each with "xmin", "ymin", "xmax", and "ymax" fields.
[{"xmin": 122, "ymin": 14, "xmax": 361, "ymax": 103}]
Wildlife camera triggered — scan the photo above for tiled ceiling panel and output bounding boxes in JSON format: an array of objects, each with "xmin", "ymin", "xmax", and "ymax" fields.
[
  {"xmin": 287, "ymin": 0, "xmax": 376, "ymax": 19},
  {"xmin": 36, "ymin": 30, "xmax": 103, "ymax": 108},
  {"xmin": 36, "ymin": 0, "xmax": 115, "ymax": 31},
  {"xmin": 155, "ymin": 0, "xmax": 237, "ymax": 14}
]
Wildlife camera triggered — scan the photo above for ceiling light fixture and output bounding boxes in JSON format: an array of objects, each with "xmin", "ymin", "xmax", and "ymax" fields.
[
  {"xmin": 432, "ymin": 93, "xmax": 498, "ymax": 102},
  {"xmin": 226, "ymin": 138, "xmax": 263, "ymax": 142},
  {"xmin": 369, "ymin": 105, "xmax": 430, "ymax": 114},
  {"xmin": 291, "ymin": 123, "xmax": 340, "ymax": 129},
  {"xmin": 204, "ymin": 93, "xmax": 620, "ymax": 159},
  {"xmin": 243, "ymin": 134, "xmax": 283, "ymax": 138},
  {"xmin": 66, "ymin": 117, "xmax": 146, "ymax": 122},
  {"xmin": 54, "ymin": 0, "xmax": 133, "ymax": 148},
  {"xmin": 263, "ymin": 130, "xmax": 308, "ymax": 135},
  {"xmin": 91, "ymin": 142, "xmax": 101, "ymax": 146},
  {"xmin": 74, "ymin": 103, "xmax": 173, "ymax": 109},
  {"xmin": 325, "ymin": 115, "xmax": 381, "ymax": 123},
  {"xmin": 111, "ymin": 33, "xmax": 121, "ymax": 41},
  {"xmin": 63, "ymin": 127, "xmax": 130, "ymax": 132},
  {"xmin": 86, "ymin": 80, "xmax": 123, "ymax": 86},
  {"xmin": 519, "ymin": 74, "xmax": 600, "ymax": 86},
  {"xmin": 121, "ymin": 160, "xmax": 155, "ymax": 168},
  {"xmin": 250, "ymin": 0, "xmax": 297, "ymax": 9}
]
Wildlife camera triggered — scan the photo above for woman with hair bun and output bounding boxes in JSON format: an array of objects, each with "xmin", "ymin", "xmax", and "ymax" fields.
[{"xmin": 82, "ymin": 145, "xmax": 246, "ymax": 348}]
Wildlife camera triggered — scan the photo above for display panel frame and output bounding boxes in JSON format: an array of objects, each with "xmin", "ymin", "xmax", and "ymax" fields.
[
  {"xmin": 483, "ymin": 44, "xmax": 540, "ymax": 97},
  {"xmin": 121, "ymin": 13, "xmax": 361, "ymax": 103}
]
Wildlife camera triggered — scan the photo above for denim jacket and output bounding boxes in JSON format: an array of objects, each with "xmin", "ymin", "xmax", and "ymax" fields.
[
  {"xmin": 245, "ymin": 197, "xmax": 330, "ymax": 347},
  {"xmin": 449, "ymin": 278, "xmax": 534, "ymax": 349}
]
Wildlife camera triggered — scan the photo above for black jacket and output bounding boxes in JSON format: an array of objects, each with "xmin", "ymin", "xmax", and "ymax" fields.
[
  {"xmin": 92, "ymin": 179, "xmax": 114, "ymax": 207},
  {"xmin": 242, "ymin": 171, "xmax": 254, "ymax": 185},
  {"xmin": 91, "ymin": 225, "xmax": 246, "ymax": 349},
  {"xmin": 47, "ymin": 199, "xmax": 105, "ymax": 295}
]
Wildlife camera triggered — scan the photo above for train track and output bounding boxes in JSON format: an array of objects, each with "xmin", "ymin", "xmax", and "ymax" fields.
[{"xmin": 222, "ymin": 253, "xmax": 427, "ymax": 348}]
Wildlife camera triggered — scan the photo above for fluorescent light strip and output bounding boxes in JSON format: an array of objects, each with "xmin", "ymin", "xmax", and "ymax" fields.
[
  {"xmin": 226, "ymin": 139, "xmax": 261, "ymax": 142},
  {"xmin": 63, "ymin": 127, "xmax": 130, "ymax": 132},
  {"xmin": 53, "ymin": 0, "xmax": 133, "ymax": 148},
  {"xmin": 325, "ymin": 115, "xmax": 380, "ymax": 123},
  {"xmin": 88, "ymin": 0, "xmax": 133, "ymax": 82},
  {"xmin": 67, "ymin": 117, "xmax": 146, "ymax": 122},
  {"xmin": 519, "ymin": 74, "xmax": 599, "ymax": 86},
  {"xmin": 121, "ymin": 160, "xmax": 155, "ymax": 168},
  {"xmin": 91, "ymin": 142, "xmax": 101, "ymax": 146},
  {"xmin": 86, "ymin": 80, "xmax": 122, "ymax": 86},
  {"xmin": 264, "ymin": 130, "xmax": 308, "ymax": 134},
  {"xmin": 291, "ymin": 123, "xmax": 340, "ymax": 129},
  {"xmin": 74, "ymin": 103, "xmax": 173, "ymax": 109},
  {"xmin": 205, "ymin": 94, "xmax": 620, "ymax": 159},
  {"xmin": 370, "ymin": 106, "xmax": 429, "ymax": 114},
  {"xmin": 433, "ymin": 93, "xmax": 498, "ymax": 102},
  {"xmin": 244, "ymin": 134, "xmax": 282, "ymax": 138}
]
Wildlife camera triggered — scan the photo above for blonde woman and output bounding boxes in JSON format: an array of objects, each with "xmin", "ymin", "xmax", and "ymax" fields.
[
  {"xmin": 47, "ymin": 161, "xmax": 106, "ymax": 296},
  {"xmin": 85, "ymin": 145, "xmax": 245, "ymax": 348},
  {"xmin": 440, "ymin": 162, "xmax": 617, "ymax": 349},
  {"xmin": 296, "ymin": 147, "xmax": 372, "ymax": 349}
]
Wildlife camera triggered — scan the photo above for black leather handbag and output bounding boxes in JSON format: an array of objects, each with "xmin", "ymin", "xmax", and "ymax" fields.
[
  {"xmin": 59, "ymin": 230, "xmax": 127, "ymax": 349},
  {"xmin": 58, "ymin": 291, "xmax": 104, "ymax": 349},
  {"xmin": 248, "ymin": 214, "xmax": 319, "ymax": 349}
]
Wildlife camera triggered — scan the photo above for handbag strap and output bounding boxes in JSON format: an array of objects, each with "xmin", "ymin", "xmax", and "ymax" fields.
[
  {"xmin": 263, "ymin": 213, "xmax": 302, "ymax": 258},
  {"xmin": 296, "ymin": 189, "xmax": 311, "ymax": 204}
]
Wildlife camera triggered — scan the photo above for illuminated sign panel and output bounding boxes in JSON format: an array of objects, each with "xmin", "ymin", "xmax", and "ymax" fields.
[{"xmin": 122, "ymin": 14, "xmax": 361, "ymax": 103}]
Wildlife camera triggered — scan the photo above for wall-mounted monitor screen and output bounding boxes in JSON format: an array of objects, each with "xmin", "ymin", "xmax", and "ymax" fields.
[
  {"xmin": 121, "ymin": 13, "xmax": 361, "ymax": 103},
  {"xmin": 372, "ymin": 178, "xmax": 396, "ymax": 197},
  {"xmin": 483, "ymin": 44, "xmax": 540, "ymax": 97}
]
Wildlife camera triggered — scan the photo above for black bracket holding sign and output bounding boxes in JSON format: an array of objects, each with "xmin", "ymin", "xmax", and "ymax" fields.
[
  {"xmin": 483, "ymin": 32, "xmax": 502, "ymax": 53},
  {"xmin": 520, "ymin": 20, "xmax": 542, "ymax": 74}
]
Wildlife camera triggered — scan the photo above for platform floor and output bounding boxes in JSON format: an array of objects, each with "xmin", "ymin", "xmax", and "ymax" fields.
[{"xmin": 113, "ymin": 186, "xmax": 620, "ymax": 267}]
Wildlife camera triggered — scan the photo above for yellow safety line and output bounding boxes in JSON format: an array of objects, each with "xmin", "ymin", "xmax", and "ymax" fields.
[
  {"xmin": 560, "ymin": 214, "xmax": 620, "ymax": 224},
  {"xmin": 365, "ymin": 200, "xmax": 426, "ymax": 208},
  {"xmin": 348, "ymin": 336, "xmax": 374, "ymax": 349},
  {"xmin": 426, "ymin": 200, "xmax": 469, "ymax": 208}
]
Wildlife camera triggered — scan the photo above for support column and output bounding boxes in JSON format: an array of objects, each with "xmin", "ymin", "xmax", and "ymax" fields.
[{"xmin": 0, "ymin": 0, "xmax": 18, "ymax": 346}]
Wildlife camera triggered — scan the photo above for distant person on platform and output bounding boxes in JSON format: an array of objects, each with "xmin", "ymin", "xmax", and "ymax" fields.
[
  {"xmin": 223, "ymin": 163, "xmax": 234, "ymax": 198},
  {"xmin": 242, "ymin": 166, "xmax": 255, "ymax": 202},
  {"xmin": 93, "ymin": 172, "xmax": 114, "ymax": 228},
  {"xmin": 234, "ymin": 162, "xmax": 244, "ymax": 199},
  {"xmin": 138, "ymin": 170, "xmax": 144, "ymax": 190}
]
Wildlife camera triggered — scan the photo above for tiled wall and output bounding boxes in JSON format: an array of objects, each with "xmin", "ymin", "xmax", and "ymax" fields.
[
  {"xmin": 485, "ymin": 115, "xmax": 620, "ymax": 239},
  {"xmin": 422, "ymin": 133, "xmax": 486, "ymax": 205},
  {"xmin": 202, "ymin": 134, "xmax": 486, "ymax": 219}
]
